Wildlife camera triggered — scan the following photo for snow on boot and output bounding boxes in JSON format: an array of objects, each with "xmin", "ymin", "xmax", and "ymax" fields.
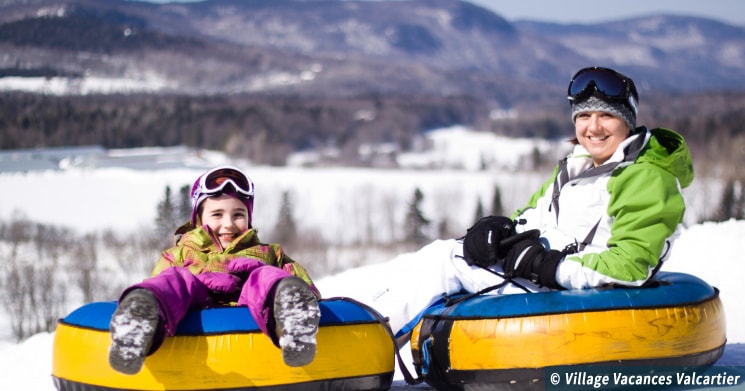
[
  {"xmin": 108, "ymin": 289, "xmax": 159, "ymax": 375},
  {"xmin": 273, "ymin": 277, "xmax": 321, "ymax": 367}
]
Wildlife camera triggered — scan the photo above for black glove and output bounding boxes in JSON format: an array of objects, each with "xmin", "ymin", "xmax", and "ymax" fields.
[
  {"xmin": 463, "ymin": 216, "xmax": 539, "ymax": 267},
  {"xmin": 502, "ymin": 238, "xmax": 565, "ymax": 289}
]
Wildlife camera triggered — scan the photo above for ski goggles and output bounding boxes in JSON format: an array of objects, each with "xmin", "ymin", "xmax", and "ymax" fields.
[
  {"xmin": 567, "ymin": 67, "xmax": 638, "ymax": 112},
  {"xmin": 194, "ymin": 166, "xmax": 254, "ymax": 201}
]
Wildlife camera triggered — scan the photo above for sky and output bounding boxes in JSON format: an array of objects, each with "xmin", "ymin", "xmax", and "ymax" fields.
[
  {"xmin": 469, "ymin": 0, "xmax": 745, "ymax": 26},
  {"xmin": 137, "ymin": 0, "xmax": 745, "ymax": 26}
]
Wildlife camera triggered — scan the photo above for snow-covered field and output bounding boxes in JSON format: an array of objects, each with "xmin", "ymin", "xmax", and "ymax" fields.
[
  {"xmin": 1, "ymin": 218, "xmax": 743, "ymax": 390},
  {"xmin": 0, "ymin": 132, "xmax": 743, "ymax": 390}
]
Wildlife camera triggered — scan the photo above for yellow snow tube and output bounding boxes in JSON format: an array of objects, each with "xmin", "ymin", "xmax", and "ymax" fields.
[
  {"xmin": 53, "ymin": 297, "xmax": 394, "ymax": 391},
  {"xmin": 408, "ymin": 272, "xmax": 726, "ymax": 389}
]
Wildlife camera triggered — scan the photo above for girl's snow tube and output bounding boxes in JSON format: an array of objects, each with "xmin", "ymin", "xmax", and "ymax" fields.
[
  {"xmin": 408, "ymin": 271, "xmax": 726, "ymax": 390},
  {"xmin": 52, "ymin": 297, "xmax": 394, "ymax": 391}
]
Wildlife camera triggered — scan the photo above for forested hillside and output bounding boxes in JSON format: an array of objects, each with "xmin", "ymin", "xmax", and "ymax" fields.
[{"xmin": 2, "ymin": 90, "xmax": 744, "ymax": 171}]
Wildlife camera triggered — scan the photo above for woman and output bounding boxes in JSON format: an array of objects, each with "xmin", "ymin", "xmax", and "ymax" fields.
[{"xmin": 369, "ymin": 66, "xmax": 694, "ymax": 335}]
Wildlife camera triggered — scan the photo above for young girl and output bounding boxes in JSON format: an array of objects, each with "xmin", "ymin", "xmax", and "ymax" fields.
[{"xmin": 108, "ymin": 166, "xmax": 321, "ymax": 375}]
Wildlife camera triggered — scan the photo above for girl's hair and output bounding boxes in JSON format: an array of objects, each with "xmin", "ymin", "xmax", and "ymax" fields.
[{"xmin": 195, "ymin": 203, "xmax": 205, "ymax": 226}]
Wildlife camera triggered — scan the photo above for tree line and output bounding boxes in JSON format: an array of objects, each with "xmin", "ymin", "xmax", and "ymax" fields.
[
  {"xmin": 2, "ymin": 90, "xmax": 744, "ymax": 171},
  {"xmin": 0, "ymin": 92, "xmax": 485, "ymax": 166}
]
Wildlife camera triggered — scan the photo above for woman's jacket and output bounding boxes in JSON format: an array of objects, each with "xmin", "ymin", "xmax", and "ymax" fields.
[{"xmin": 513, "ymin": 127, "xmax": 694, "ymax": 289}]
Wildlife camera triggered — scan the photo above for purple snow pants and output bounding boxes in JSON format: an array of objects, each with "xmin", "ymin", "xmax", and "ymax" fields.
[{"xmin": 119, "ymin": 260, "xmax": 292, "ymax": 353}]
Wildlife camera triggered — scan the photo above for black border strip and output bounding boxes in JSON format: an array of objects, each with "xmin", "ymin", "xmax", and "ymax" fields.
[{"xmin": 52, "ymin": 372, "xmax": 393, "ymax": 391}]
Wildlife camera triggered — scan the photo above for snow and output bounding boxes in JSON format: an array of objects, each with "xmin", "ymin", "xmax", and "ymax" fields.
[
  {"xmin": 0, "ymin": 75, "xmax": 172, "ymax": 95},
  {"xmin": 0, "ymin": 218, "xmax": 743, "ymax": 389},
  {"xmin": 0, "ymin": 133, "xmax": 743, "ymax": 389}
]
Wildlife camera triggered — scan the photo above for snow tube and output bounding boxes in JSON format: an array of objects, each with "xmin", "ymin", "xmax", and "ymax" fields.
[
  {"xmin": 407, "ymin": 272, "xmax": 726, "ymax": 390},
  {"xmin": 52, "ymin": 297, "xmax": 394, "ymax": 391}
]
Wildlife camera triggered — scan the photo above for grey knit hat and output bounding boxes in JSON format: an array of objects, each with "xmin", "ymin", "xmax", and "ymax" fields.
[{"xmin": 571, "ymin": 96, "xmax": 636, "ymax": 130}]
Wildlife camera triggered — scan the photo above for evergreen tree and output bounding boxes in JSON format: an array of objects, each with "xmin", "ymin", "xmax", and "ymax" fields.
[
  {"xmin": 404, "ymin": 187, "xmax": 430, "ymax": 246},
  {"xmin": 473, "ymin": 197, "xmax": 485, "ymax": 223},
  {"xmin": 274, "ymin": 191, "xmax": 298, "ymax": 246},
  {"xmin": 738, "ymin": 180, "xmax": 745, "ymax": 220},
  {"xmin": 714, "ymin": 179, "xmax": 745, "ymax": 221},
  {"xmin": 178, "ymin": 184, "xmax": 191, "ymax": 224},
  {"xmin": 155, "ymin": 185, "xmax": 178, "ymax": 242},
  {"xmin": 530, "ymin": 146, "xmax": 543, "ymax": 170},
  {"xmin": 713, "ymin": 179, "xmax": 736, "ymax": 222},
  {"xmin": 491, "ymin": 185, "xmax": 505, "ymax": 216}
]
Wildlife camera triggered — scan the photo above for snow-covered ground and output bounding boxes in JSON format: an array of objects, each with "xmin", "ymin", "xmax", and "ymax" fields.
[
  {"xmin": 0, "ymin": 219, "xmax": 743, "ymax": 390},
  {"xmin": 0, "ymin": 132, "xmax": 742, "ymax": 389}
]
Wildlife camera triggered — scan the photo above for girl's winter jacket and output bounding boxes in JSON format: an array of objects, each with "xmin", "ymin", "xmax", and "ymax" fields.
[
  {"xmin": 513, "ymin": 127, "xmax": 694, "ymax": 289},
  {"xmin": 151, "ymin": 225, "xmax": 319, "ymax": 297}
]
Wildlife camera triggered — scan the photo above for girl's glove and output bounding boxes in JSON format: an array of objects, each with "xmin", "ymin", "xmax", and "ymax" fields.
[
  {"xmin": 227, "ymin": 257, "xmax": 265, "ymax": 273},
  {"xmin": 502, "ymin": 238, "xmax": 564, "ymax": 289},
  {"xmin": 196, "ymin": 272, "xmax": 241, "ymax": 293}
]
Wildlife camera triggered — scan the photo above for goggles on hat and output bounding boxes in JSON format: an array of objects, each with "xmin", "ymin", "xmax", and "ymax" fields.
[
  {"xmin": 567, "ymin": 67, "xmax": 639, "ymax": 113},
  {"xmin": 194, "ymin": 166, "xmax": 254, "ymax": 201}
]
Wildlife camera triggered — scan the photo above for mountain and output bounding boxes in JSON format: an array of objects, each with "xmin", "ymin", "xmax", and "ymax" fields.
[
  {"xmin": 515, "ymin": 16, "xmax": 745, "ymax": 91},
  {"xmin": 2, "ymin": 0, "xmax": 745, "ymax": 100}
]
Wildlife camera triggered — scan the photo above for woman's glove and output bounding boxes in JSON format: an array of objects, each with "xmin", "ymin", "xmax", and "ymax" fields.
[
  {"xmin": 463, "ymin": 216, "xmax": 540, "ymax": 268},
  {"xmin": 463, "ymin": 216, "xmax": 518, "ymax": 267},
  {"xmin": 196, "ymin": 272, "xmax": 241, "ymax": 293},
  {"xmin": 502, "ymin": 238, "xmax": 564, "ymax": 289}
]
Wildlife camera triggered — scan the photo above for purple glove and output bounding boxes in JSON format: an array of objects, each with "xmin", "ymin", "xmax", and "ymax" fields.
[
  {"xmin": 195, "ymin": 272, "xmax": 241, "ymax": 293},
  {"xmin": 227, "ymin": 257, "xmax": 265, "ymax": 274}
]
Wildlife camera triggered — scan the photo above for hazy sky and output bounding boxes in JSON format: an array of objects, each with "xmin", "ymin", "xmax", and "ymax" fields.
[
  {"xmin": 139, "ymin": 0, "xmax": 745, "ymax": 26},
  {"xmin": 468, "ymin": 0, "xmax": 745, "ymax": 25}
]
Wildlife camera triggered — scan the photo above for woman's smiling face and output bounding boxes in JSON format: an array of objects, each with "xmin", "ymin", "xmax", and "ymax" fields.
[{"xmin": 574, "ymin": 110, "xmax": 631, "ymax": 166}]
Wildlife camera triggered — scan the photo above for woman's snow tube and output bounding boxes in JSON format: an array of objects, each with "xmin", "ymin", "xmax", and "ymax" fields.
[
  {"xmin": 408, "ymin": 272, "xmax": 726, "ymax": 390},
  {"xmin": 53, "ymin": 297, "xmax": 394, "ymax": 391}
]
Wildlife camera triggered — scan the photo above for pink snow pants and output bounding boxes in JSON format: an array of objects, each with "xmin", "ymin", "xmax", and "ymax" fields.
[{"xmin": 120, "ymin": 260, "xmax": 292, "ymax": 353}]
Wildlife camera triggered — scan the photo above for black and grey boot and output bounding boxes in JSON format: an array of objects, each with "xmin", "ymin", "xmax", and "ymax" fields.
[
  {"xmin": 273, "ymin": 277, "xmax": 321, "ymax": 367},
  {"xmin": 108, "ymin": 289, "xmax": 160, "ymax": 375}
]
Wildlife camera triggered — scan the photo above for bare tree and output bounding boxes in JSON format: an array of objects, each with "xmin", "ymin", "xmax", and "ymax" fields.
[
  {"xmin": 109, "ymin": 229, "xmax": 161, "ymax": 284},
  {"xmin": 3, "ymin": 263, "xmax": 33, "ymax": 341},
  {"xmin": 71, "ymin": 233, "xmax": 99, "ymax": 304},
  {"xmin": 0, "ymin": 217, "xmax": 68, "ymax": 341}
]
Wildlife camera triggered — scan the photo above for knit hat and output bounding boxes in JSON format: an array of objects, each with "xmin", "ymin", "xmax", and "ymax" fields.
[{"xmin": 571, "ymin": 96, "xmax": 636, "ymax": 130}]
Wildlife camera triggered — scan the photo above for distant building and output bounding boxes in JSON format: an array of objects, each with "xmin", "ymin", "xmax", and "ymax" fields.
[
  {"xmin": 0, "ymin": 145, "xmax": 218, "ymax": 172},
  {"xmin": 0, "ymin": 146, "xmax": 106, "ymax": 172}
]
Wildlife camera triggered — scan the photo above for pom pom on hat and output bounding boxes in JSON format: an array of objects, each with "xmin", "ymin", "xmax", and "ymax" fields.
[{"xmin": 571, "ymin": 96, "xmax": 636, "ymax": 130}]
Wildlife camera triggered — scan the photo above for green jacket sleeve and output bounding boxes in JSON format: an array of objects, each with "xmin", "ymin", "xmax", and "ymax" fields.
[{"xmin": 564, "ymin": 161, "xmax": 685, "ymax": 284}]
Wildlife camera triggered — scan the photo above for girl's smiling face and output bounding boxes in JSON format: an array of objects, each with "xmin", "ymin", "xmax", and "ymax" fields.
[
  {"xmin": 199, "ymin": 194, "xmax": 250, "ymax": 248},
  {"xmin": 574, "ymin": 110, "xmax": 631, "ymax": 166}
]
